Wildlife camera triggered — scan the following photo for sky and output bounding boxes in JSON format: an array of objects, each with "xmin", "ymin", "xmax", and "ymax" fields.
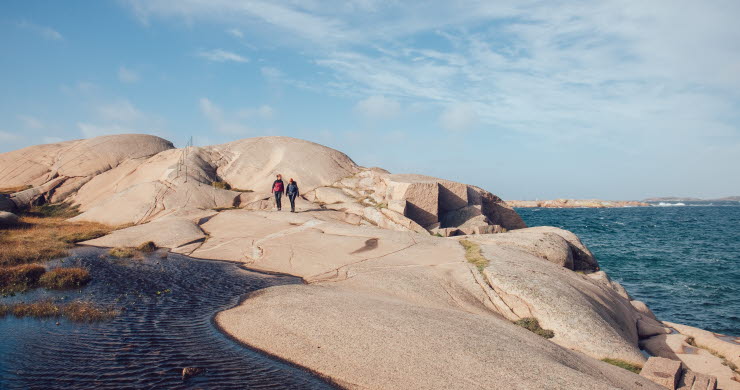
[{"xmin": 1, "ymin": 0, "xmax": 739, "ymax": 200}]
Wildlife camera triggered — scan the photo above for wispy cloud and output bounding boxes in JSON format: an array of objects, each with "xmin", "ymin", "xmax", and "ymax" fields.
[
  {"xmin": 196, "ymin": 49, "xmax": 248, "ymax": 63},
  {"xmin": 439, "ymin": 103, "xmax": 478, "ymax": 132},
  {"xmin": 118, "ymin": 66, "xmax": 140, "ymax": 83},
  {"xmin": 227, "ymin": 28, "xmax": 243, "ymax": 38},
  {"xmin": 354, "ymin": 95, "xmax": 401, "ymax": 120},
  {"xmin": 120, "ymin": 0, "xmax": 740, "ymax": 164},
  {"xmin": 18, "ymin": 115, "xmax": 44, "ymax": 129},
  {"xmin": 97, "ymin": 99, "xmax": 145, "ymax": 122},
  {"xmin": 0, "ymin": 131, "xmax": 21, "ymax": 141},
  {"xmin": 199, "ymin": 98, "xmax": 275, "ymax": 135},
  {"xmin": 17, "ymin": 20, "xmax": 64, "ymax": 41}
]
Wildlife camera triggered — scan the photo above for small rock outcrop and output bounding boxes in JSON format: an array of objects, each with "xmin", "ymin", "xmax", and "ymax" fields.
[{"xmin": 640, "ymin": 356, "xmax": 718, "ymax": 390}]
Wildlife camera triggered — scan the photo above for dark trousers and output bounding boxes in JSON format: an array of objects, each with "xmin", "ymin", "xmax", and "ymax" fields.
[
  {"xmin": 274, "ymin": 192, "xmax": 283, "ymax": 210},
  {"xmin": 288, "ymin": 194, "xmax": 297, "ymax": 211}
]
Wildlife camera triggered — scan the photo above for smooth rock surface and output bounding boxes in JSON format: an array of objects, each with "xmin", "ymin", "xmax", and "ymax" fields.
[{"xmin": 479, "ymin": 245, "xmax": 644, "ymax": 364}]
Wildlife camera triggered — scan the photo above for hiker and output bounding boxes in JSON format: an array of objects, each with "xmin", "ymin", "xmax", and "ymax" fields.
[
  {"xmin": 271, "ymin": 174, "xmax": 285, "ymax": 211},
  {"xmin": 286, "ymin": 178, "xmax": 300, "ymax": 212}
]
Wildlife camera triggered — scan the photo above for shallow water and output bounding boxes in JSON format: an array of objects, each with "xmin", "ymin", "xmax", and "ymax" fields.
[
  {"xmin": 516, "ymin": 204, "xmax": 740, "ymax": 336},
  {"xmin": 0, "ymin": 247, "xmax": 335, "ymax": 389}
]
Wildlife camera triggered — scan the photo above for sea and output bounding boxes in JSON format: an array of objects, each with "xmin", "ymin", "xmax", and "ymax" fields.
[{"xmin": 515, "ymin": 201, "xmax": 740, "ymax": 337}]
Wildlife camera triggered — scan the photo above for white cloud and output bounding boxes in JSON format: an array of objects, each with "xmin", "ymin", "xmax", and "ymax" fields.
[
  {"xmin": 227, "ymin": 28, "xmax": 244, "ymax": 38},
  {"xmin": 122, "ymin": 0, "xmax": 740, "ymax": 145},
  {"xmin": 237, "ymin": 105, "xmax": 276, "ymax": 120},
  {"xmin": 354, "ymin": 95, "xmax": 401, "ymax": 120},
  {"xmin": 439, "ymin": 103, "xmax": 478, "ymax": 132},
  {"xmin": 0, "ymin": 131, "xmax": 20, "ymax": 141},
  {"xmin": 196, "ymin": 49, "xmax": 248, "ymax": 63},
  {"xmin": 199, "ymin": 98, "xmax": 251, "ymax": 135},
  {"xmin": 261, "ymin": 66, "xmax": 282, "ymax": 80},
  {"xmin": 118, "ymin": 66, "xmax": 140, "ymax": 83},
  {"xmin": 97, "ymin": 99, "xmax": 144, "ymax": 122},
  {"xmin": 17, "ymin": 21, "xmax": 64, "ymax": 41},
  {"xmin": 18, "ymin": 115, "xmax": 44, "ymax": 129}
]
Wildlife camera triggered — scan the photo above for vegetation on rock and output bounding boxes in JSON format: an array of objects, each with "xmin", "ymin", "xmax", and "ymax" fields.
[
  {"xmin": 108, "ymin": 247, "xmax": 136, "ymax": 258},
  {"xmin": 136, "ymin": 241, "xmax": 157, "ymax": 253},
  {"xmin": 0, "ymin": 300, "xmax": 119, "ymax": 322},
  {"xmin": 0, "ymin": 263, "xmax": 46, "ymax": 293},
  {"xmin": 514, "ymin": 317, "xmax": 555, "ymax": 339},
  {"xmin": 38, "ymin": 267, "xmax": 91, "ymax": 289},
  {"xmin": 601, "ymin": 358, "xmax": 642, "ymax": 374},
  {"xmin": 0, "ymin": 204, "xmax": 111, "ymax": 266},
  {"xmin": 459, "ymin": 240, "xmax": 488, "ymax": 271}
]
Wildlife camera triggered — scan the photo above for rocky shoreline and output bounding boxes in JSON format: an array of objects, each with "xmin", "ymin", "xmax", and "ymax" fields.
[
  {"xmin": 2, "ymin": 134, "xmax": 738, "ymax": 389},
  {"xmin": 507, "ymin": 199, "xmax": 650, "ymax": 208}
]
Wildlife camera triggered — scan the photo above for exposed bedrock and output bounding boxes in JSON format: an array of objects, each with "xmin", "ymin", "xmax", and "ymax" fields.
[
  {"xmin": 0, "ymin": 134, "xmax": 174, "ymax": 210},
  {"xmin": 3, "ymin": 134, "xmax": 720, "ymax": 389}
]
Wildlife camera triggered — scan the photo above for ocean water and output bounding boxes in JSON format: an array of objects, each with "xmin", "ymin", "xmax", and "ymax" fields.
[{"xmin": 516, "ymin": 203, "xmax": 740, "ymax": 337}]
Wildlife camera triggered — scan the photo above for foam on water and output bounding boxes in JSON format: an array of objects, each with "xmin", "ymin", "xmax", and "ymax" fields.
[{"xmin": 517, "ymin": 205, "xmax": 740, "ymax": 336}]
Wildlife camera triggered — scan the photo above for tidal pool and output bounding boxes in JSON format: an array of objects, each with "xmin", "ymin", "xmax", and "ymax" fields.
[{"xmin": 0, "ymin": 247, "xmax": 335, "ymax": 389}]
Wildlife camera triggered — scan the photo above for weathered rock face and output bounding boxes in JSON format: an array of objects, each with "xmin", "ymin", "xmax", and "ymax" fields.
[
  {"xmin": 2, "ymin": 134, "xmax": 696, "ymax": 389},
  {"xmin": 477, "ymin": 245, "xmax": 645, "ymax": 364},
  {"xmin": 0, "ymin": 134, "xmax": 174, "ymax": 210},
  {"xmin": 207, "ymin": 136, "xmax": 360, "ymax": 193},
  {"xmin": 305, "ymin": 170, "xmax": 526, "ymax": 234}
]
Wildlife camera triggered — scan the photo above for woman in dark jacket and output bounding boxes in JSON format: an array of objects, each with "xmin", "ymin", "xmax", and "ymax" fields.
[
  {"xmin": 286, "ymin": 178, "xmax": 299, "ymax": 212},
  {"xmin": 271, "ymin": 174, "xmax": 285, "ymax": 211}
]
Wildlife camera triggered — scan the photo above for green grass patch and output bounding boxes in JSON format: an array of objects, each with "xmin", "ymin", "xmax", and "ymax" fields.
[
  {"xmin": 514, "ymin": 317, "xmax": 555, "ymax": 339},
  {"xmin": 38, "ymin": 267, "xmax": 91, "ymax": 289},
  {"xmin": 601, "ymin": 358, "xmax": 642, "ymax": 374},
  {"xmin": 459, "ymin": 240, "xmax": 488, "ymax": 271}
]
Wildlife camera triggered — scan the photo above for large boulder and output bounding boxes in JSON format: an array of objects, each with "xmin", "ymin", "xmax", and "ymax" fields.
[
  {"xmin": 208, "ymin": 136, "xmax": 360, "ymax": 193},
  {"xmin": 513, "ymin": 226, "xmax": 599, "ymax": 271},
  {"xmin": 0, "ymin": 134, "xmax": 174, "ymax": 208},
  {"xmin": 479, "ymin": 245, "xmax": 645, "ymax": 364},
  {"xmin": 471, "ymin": 230, "xmax": 575, "ymax": 269},
  {"xmin": 381, "ymin": 174, "xmax": 526, "ymax": 231}
]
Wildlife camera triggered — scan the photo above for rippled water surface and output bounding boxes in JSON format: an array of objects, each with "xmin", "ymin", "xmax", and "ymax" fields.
[
  {"xmin": 0, "ymin": 247, "xmax": 335, "ymax": 389},
  {"xmin": 516, "ymin": 204, "xmax": 740, "ymax": 336}
]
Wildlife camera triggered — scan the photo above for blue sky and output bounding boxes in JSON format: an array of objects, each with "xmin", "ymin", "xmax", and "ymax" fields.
[{"xmin": 1, "ymin": 0, "xmax": 739, "ymax": 200}]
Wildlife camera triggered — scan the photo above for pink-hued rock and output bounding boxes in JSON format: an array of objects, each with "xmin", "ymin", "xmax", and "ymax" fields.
[{"xmin": 640, "ymin": 357, "xmax": 682, "ymax": 389}]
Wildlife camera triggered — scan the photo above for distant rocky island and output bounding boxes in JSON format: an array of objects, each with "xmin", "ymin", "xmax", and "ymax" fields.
[
  {"xmin": 507, "ymin": 199, "xmax": 649, "ymax": 208},
  {"xmin": 643, "ymin": 196, "xmax": 740, "ymax": 202},
  {"xmin": 2, "ymin": 134, "xmax": 738, "ymax": 389}
]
